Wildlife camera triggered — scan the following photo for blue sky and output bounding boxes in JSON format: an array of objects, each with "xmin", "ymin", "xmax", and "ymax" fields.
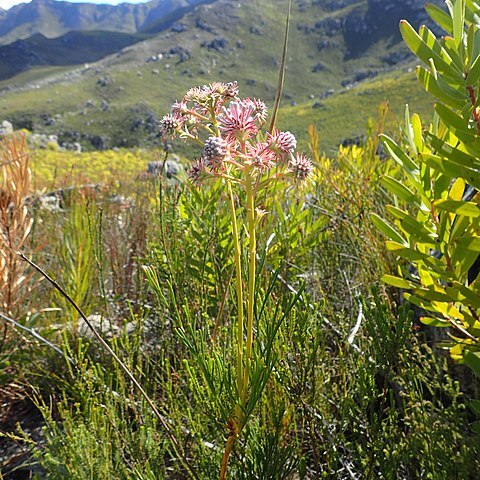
[{"xmin": 0, "ymin": 0, "xmax": 150, "ymax": 9}]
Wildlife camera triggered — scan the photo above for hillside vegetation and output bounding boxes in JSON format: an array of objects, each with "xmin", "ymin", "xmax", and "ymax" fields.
[{"xmin": 0, "ymin": 0, "xmax": 437, "ymax": 152}]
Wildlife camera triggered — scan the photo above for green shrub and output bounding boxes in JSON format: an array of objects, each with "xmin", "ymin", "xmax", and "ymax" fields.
[{"xmin": 375, "ymin": 0, "xmax": 480, "ymax": 372}]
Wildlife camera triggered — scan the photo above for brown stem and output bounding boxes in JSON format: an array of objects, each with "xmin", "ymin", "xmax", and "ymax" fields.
[
  {"xmin": 220, "ymin": 420, "xmax": 237, "ymax": 480},
  {"xmin": 467, "ymin": 85, "xmax": 480, "ymax": 133}
]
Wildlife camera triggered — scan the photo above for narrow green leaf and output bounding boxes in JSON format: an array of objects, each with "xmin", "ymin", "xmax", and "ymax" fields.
[
  {"xmin": 386, "ymin": 241, "xmax": 431, "ymax": 261},
  {"xmin": 420, "ymin": 316, "xmax": 451, "ymax": 327},
  {"xmin": 447, "ymin": 282, "xmax": 480, "ymax": 308},
  {"xmin": 467, "ymin": 22, "xmax": 475, "ymax": 65},
  {"xmin": 453, "ymin": 0, "xmax": 465, "ymax": 49},
  {"xmin": 434, "ymin": 103, "xmax": 476, "ymax": 142},
  {"xmin": 451, "ymin": 244, "xmax": 480, "ymax": 274},
  {"xmin": 424, "ymin": 132, "xmax": 480, "ymax": 169},
  {"xmin": 464, "ymin": 350, "xmax": 480, "ymax": 377},
  {"xmin": 438, "ymin": 200, "xmax": 452, "ymax": 244},
  {"xmin": 404, "ymin": 104, "xmax": 416, "ymax": 153},
  {"xmin": 450, "ymin": 177, "xmax": 466, "ymax": 200},
  {"xmin": 456, "ymin": 235, "xmax": 480, "ymax": 251},
  {"xmin": 370, "ymin": 213, "xmax": 407, "ymax": 244},
  {"xmin": 426, "ymin": 3, "xmax": 453, "ymax": 34},
  {"xmin": 450, "ymin": 214, "xmax": 471, "ymax": 242},
  {"xmin": 442, "ymin": 35, "xmax": 466, "ymax": 70},
  {"xmin": 385, "ymin": 205, "xmax": 409, "ymax": 220},
  {"xmin": 433, "ymin": 173, "xmax": 451, "ymax": 201},
  {"xmin": 381, "ymin": 176, "xmax": 419, "ymax": 204},
  {"xmin": 420, "ymin": 24, "xmax": 463, "ymax": 75},
  {"xmin": 380, "ymin": 134, "xmax": 419, "ymax": 173},
  {"xmin": 467, "ymin": 48, "xmax": 480, "ymax": 83},
  {"xmin": 465, "ymin": 0, "xmax": 480, "ymax": 23},
  {"xmin": 381, "ymin": 274, "xmax": 417, "ymax": 290},
  {"xmin": 422, "ymin": 153, "xmax": 480, "ymax": 190},
  {"xmin": 412, "ymin": 113, "xmax": 424, "ymax": 152},
  {"xmin": 415, "ymin": 288, "xmax": 453, "ymax": 302},
  {"xmin": 468, "ymin": 21, "xmax": 480, "ymax": 66},
  {"xmin": 401, "ymin": 216, "xmax": 438, "ymax": 245},
  {"xmin": 400, "ymin": 20, "xmax": 462, "ymax": 77},
  {"xmin": 417, "ymin": 66, "xmax": 466, "ymax": 110},
  {"xmin": 435, "ymin": 199, "xmax": 480, "ymax": 216},
  {"xmin": 404, "ymin": 293, "xmax": 438, "ymax": 312}
]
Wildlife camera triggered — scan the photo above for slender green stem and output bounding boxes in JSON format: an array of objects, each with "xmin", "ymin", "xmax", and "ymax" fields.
[
  {"xmin": 212, "ymin": 105, "xmax": 245, "ymax": 408},
  {"xmin": 181, "ymin": 134, "xmax": 204, "ymax": 147},
  {"xmin": 18, "ymin": 252, "xmax": 199, "ymax": 480},
  {"xmin": 226, "ymin": 181, "xmax": 244, "ymax": 403},
  {"xmin": 242, "ymin": 171, "xmax": 256, "ymax": 404}
]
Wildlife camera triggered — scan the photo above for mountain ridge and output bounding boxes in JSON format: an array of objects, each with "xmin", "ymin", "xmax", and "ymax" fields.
[
  {"xmin": 0, "ymin": 0, "xmax": 212, "ymax": 45},
  {"xmin": 0, "ymin": 0, "xmax": 445, "ymax": 152}
]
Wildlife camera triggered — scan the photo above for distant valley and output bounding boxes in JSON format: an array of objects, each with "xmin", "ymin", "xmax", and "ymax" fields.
[{"xmin": 0, "ymin": 0, "xmax": 443, "ymax": 152}]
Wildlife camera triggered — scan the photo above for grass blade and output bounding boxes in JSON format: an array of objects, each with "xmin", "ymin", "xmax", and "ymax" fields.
[{"xmin": 268, "ymin": 0, "xmax": 292, "ymax": 134}]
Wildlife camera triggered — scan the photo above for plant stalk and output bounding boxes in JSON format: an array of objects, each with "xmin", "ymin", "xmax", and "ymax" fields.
[
  {"xmin": 226, "ymin": 180, "xmax": 244, "ymax": 403},
  {"xmin": 219, "ymin": 424, "xmax": 237, "ymax": 480},
  {"xmin": 242, "ymin": 171, "xmax": 256, "ymax": 403}
]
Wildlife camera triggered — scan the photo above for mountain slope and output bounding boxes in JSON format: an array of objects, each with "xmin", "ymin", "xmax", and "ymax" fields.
[
  {"xmin": 0, "ymin": 0, "xmax": 212, "ymax": 45},
  {"xmin": 0, "ymin": 30, "xmax": 148, "ymax": 80},
  {"xmin": 0, "ymin": 0, "xmax": 444, "ymax": 152}
]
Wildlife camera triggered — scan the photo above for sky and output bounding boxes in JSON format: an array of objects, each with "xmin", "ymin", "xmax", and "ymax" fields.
[{"xmin": 0, "ymin": 0, "xmax": 150, "ymax": 10}]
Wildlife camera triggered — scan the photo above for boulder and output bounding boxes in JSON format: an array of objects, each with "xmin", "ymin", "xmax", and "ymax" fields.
[
  {"xmin": 0, "ymin": 120, "xmax": 13, "ymax": 135},
  {"xmin": 147, "ymin": 158, "xmax": 181, "ymax": 179}
]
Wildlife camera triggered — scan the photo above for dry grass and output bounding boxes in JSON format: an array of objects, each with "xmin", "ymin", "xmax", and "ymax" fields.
[{"xmin": 0, "ymin": 134, "xmax": 33, "ymax": 316}]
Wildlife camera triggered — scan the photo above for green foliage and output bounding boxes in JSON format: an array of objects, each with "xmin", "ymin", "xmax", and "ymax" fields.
[
  {"xmin": 35, "ymin": 340, "xmax": 173, "ymax": 480},
  {"xmin": 53, "ymin": 197, "xmax": 98, "ymax": 333},
  {"xmin": 378, "ymin": 0, "xmax": 480, "ymax": 368},
  {"xmin": 1, "ymin": 130, "xmax": 479, "ymax": 478}
]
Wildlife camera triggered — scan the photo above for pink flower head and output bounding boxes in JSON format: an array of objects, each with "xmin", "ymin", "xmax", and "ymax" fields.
[
  {"xmin": 171, "ymin": 101, "xmax": 188, "ymax": 117},
  {"xmin": 184, "ymin": 86, "xmax": 211, "ymax": 104},
  {"xmin": 183, "ymin": 82, "xmax": 239, "ymax": 114},
  {"xmin": 288, "ymin": 153, "xmax": 313, "ymax": 182},
  {"xmin": 244, "ymin": 98, "xmax": 268, "ymax": 125},
  {"xmin": 246, "ymin": 141, "xmax": 276, "ymax": 172},
  {"xmin": 224, "ymin": 81, "xmax": 239, "ymax": 98},
  {"xmin": 207, "ymin": 81, "xmax": 239, "ymax": 100},
  {"xmin": 159, "ymin": 114, "xmax": 182, "ymax": 138},
  {"xmin": 204, "ymin": 136, "xmax": 227, "ymax": 170},
  {"xmin": 187, "ymin": 157, "xmax": 209, "ymax": 186},
  {"xmin": 267, "ymin": 129, "xmax": 297, "ymax": 157},
  {"xmin": 218, "ymin": 100, "xmax": 259, "ymax": 143}
]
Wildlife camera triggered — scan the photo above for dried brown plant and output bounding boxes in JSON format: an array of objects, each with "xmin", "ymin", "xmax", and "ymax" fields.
[{"xmin": 0, "ymin": 134, "xmax": 33, "ymax": 315}]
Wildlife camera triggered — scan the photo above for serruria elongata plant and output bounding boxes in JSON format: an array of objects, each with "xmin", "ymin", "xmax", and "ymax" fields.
[{"xmin": 159, "ymin": 82, "xmax": 312, "ymax": 479}]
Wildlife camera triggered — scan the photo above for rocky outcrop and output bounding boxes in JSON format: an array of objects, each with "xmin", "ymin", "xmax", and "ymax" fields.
[{"xmin": 343, "ymin": 0, "xmax": 443, "ymax": 58}]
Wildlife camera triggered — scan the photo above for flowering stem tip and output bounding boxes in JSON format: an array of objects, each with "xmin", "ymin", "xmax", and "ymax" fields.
[{"xmin": 160, "ymin": 81, "xmax": 313, "ymax": 479}]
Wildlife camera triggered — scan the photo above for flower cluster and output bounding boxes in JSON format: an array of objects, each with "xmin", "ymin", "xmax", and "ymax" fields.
[{"xmin": 159, "ymin": 81, "xmax": 313, "ymax": 185}]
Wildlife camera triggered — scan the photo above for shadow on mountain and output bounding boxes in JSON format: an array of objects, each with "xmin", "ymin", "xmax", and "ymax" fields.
[
  {"xmin": 140, "ymin": 0, "xmax": 216, "ymax": 33},
  {"xmin": 0, "ymin": 30, "xmax": 148, "ymax": 80},
  {"xmin": 343, "ymin": 0, "xmax": 443, "ymax": 59}
]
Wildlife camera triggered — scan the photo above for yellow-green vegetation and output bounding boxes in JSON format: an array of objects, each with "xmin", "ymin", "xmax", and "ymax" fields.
[
  {"xmin": 30, "ymin": 147, "xmax": 164, "ymax": 187},
  {"xmin": 280, "ymin": 70, "xmax": 433, "ymax": 152},
  {"xmin": 1, "ymin": 117, "xmax": 479, "ymax": 478}
]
